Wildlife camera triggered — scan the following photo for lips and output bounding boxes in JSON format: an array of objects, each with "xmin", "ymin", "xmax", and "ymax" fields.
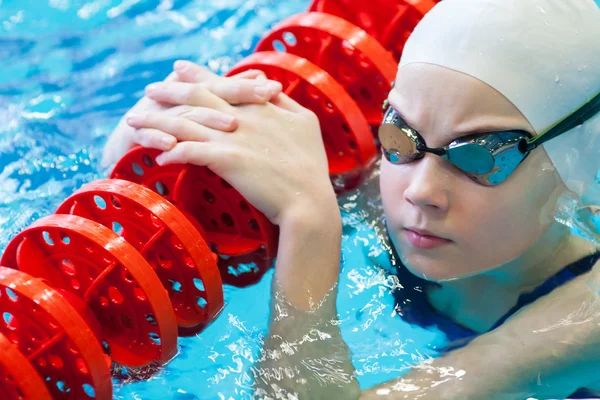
[{"xmin": 403, "ymin": 227, "xmax": 452, "ymax": 250}]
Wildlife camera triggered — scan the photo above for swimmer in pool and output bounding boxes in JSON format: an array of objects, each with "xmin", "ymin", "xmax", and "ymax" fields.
[{"xmin": 104, "ymin": 0, "xmax": 600, "ymax": 398}]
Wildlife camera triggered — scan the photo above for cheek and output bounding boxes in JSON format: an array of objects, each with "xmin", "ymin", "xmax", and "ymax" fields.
[
  {"xmin": 380, "ymin": 157, "xmax": 409, "ymax": 227},
  {"xmin": 457, "ymin": 153, "xmax": 562, "ymax": 267},
  {"xmin": 460, "ymin": 189, "xmax": 536, "ymax": 247}
]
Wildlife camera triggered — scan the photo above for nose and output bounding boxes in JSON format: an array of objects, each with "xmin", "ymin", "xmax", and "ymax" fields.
[{"xmin": 403, "ymin": 154, "xmax": 450, "ymax": 212}]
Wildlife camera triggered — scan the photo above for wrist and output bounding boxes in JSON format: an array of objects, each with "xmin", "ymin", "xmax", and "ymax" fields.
[
  {"xmin": 277, "ymin": 186, "xmax": 340, "ymax": 231},
  {"xmin": 274, "ymin": 191, "xmax": 342, "ymax": 311}
]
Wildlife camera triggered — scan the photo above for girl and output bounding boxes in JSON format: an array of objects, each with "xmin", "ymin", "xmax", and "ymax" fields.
[{"xmin": 106, "ymin": 0, "xmax": 600, "ymax": 397}]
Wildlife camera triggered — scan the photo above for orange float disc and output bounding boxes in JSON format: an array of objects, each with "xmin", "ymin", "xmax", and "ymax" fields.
[
  {"xmin": 56, "ymin": 179, "xmax": 224, "ymax": 329},
  {"xmin": 111, "ymin": 147, "xmax": 278, "ymax": 287},
  {"xmin": 309, "ymin": 0, "xmax": 438, "ymax": 61},
  {"xmin": 0, "ymin": 268, "xmax": 111, "ymax": 399},
  {"xmin": 256, "ymin": 12, "xmax": 397, "ymax": 129},
  {"xmin": 1, "ymin": 215, "xmax": 178, "ymax": 367},
  {"xmin": 0, "ymin": 331, "xmax": 53, "ymax": 400}
]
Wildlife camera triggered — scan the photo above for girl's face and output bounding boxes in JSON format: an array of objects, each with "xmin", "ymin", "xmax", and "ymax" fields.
[{"xmin": 380, "ymin": 63, "xmax": 566, "ymax": 281}]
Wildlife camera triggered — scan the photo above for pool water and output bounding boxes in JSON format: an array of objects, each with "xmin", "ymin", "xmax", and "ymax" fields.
[
  {"xmin": 0, "ymin": 1, "xmax": 451, "ymax": 398},
  {"xmin": 1, "ymin": 1, "xmax": 599, "ymax": 399}
]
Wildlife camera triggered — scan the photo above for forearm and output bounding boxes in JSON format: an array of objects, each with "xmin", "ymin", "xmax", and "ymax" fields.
[
  {"xmin": 254, "ymin": 196, "xmax": 360, "ymax": 399},
  {"xmin": 274, "ymin": 194, "xmax": 343, "ymax": 311},
  {"xmin": 361, "ymin": 268, "xmax": 600, "ymax": 400}
]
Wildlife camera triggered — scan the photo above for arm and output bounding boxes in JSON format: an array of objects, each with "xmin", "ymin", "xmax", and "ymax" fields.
[
  {"xmin": 361, "ymin": 263, "xmax": 600, "ymax": 400},
  {"xmin": 126, "ymin": 80, "xmax": 360, "ymax": 399},
  {"xmin": 252, "ymin": 201, "xmax": 360, "ymax": 399}
]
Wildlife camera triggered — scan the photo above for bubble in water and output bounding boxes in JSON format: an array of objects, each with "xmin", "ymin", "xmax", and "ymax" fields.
[{"xmin": 555, "ymin": 192, "xmax": 600, "ymax": 245}]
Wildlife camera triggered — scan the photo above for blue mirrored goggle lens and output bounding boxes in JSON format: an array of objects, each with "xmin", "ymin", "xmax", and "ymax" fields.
[{"xmin": 445, "ymin": 143, "xmax": 495, "ymax": 174}]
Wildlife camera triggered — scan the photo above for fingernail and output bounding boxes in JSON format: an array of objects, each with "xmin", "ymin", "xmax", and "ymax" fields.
[
  {"xmin": 221, "ymin": 115, "xmax": 236, "ymax": 127},
  {"xmin": 126, "ymin": 113, "xmax": 143, "ymax": 126},
  {"xmin": 174, "ymin": 60, "xmax": 188, "ymax": 73},
  {"xmin": 145, "ymin": 83, "xmax": 160, "ymax": 95},
  {"xmin": 155, "ymin": 154, "xmax": 165, "ymax": 165},
  {"xmin": 267, "ymin": 81, "xmax": 282, "ymax": 92},
  {"xmin": 256, "ymin": 74, "xmax": 267, "ymax": 82},
  {"xmin": 254, "ymin": 86, "xmax": 270, "ymax": 99},
  {"xmin": 162, "ymin": 136, "xmax": 176, "ymax": 149}
]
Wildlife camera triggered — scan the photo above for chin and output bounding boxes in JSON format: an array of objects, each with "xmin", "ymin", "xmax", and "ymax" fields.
[
  {"xmin": 401, "ymin": 256, "xmax": 459, "ymax": 282},
  {"xmin": 393, "ymin": 239, "xmax": 464, "ymax": 282},
  {"xmin": 389, "ymin": 227, "xmax": 473, "ymax": 282}
]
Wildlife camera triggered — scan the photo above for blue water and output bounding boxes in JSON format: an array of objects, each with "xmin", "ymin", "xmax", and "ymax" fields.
[
  {"xmin": 0, "ymin": 1, "xmax": 450, "ymax": 399},
  {"xmin": 6, "ymin": 1, "xmax": 600, "ymax": 399}
]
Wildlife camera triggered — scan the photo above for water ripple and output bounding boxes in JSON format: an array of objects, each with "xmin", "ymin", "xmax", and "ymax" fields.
[{"xmin": 0, "ymin": 0, "xmax": 506, "ymax": 398}]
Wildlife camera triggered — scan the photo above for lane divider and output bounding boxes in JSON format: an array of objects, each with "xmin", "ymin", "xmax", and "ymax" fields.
[{"xmin": 0, "ymin": 1, "xmax": 438, "ymax": 398}]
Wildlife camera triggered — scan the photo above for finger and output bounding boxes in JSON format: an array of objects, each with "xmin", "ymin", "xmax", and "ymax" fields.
[
  {"xmin": 130, "ymin": 127, "xmax": 177, "ymax": 150},
  {"xmin": 271, "ymin": 92, "xmax": 306, "ymax": 113},
  {"xmin": 202, "ymin": 79, "xmax": 283, "ymax": 105},
  {"xmin": 173, "ymin": 61, "xmax": 281, "ymax": 102},
  {"xmin": 231, "ymin": 69, "xmax": 267, "ymax": 80},
  {"xmin": 155, "ymin": 141, "xmax": 219, "ymax": 167},
  {"xmin": 165, "ymin": 71, "xmax": 179, "ymax": 82},
  {"xmin": 145, "ymin": 81, "xmax": 232, "ymax": 110},
  {"xmin": 173, "ymin": 60, "xmax": 218, "ymax": 83},
  {"xmin": 165, "ymin": 105, "xmax": 238, "ymax": 132},
  {"xmin": 126, "ymin": 112, "xmax": 221, "ymax": 143},
  {"xmin": 102, "ymin": 127, "xmax": 135, "ymax": 167},
  {"xmin": 173, "ymin": 61, "xmax": 267, "ymax": 83}
]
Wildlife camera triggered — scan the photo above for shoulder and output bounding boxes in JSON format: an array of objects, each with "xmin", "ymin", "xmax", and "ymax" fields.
[{"xmin": 587, "ymin": 380, "xmax": 600, "ymax": 391}]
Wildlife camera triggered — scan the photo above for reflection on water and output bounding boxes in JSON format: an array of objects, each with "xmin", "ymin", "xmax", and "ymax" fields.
[{"xmin": 555, "ymin": 189, "xmax": 600, "ymax": 246}]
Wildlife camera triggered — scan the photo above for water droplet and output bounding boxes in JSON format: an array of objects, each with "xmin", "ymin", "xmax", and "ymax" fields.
[
  {"xmin": 555, "ymin": 74, "xmax": 560, "ymax": 82},
  {"xmin": 537, "ymin": 5, "xmax": 547, "ymax": 13}
]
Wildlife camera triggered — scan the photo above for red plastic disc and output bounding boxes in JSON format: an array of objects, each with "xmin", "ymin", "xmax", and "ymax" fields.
[
  {"xmin": 111, "ymin": 147, "xmax": 278, "ymax": 287},
  {"xmin": 309, "ymin": 0, "xmax": 439, "ymax": 61},
  {"xmin": 0, "ymin": 215, "xmax": 178, "ymax": 367},
  {"xmin": 0, "ymin": 331, "xmax": 53, "ymax": 400},
  {"xmin": 256, "ymin": 12, "xmax": 397, "ymax": 129},
  {"xmin": 0, "ymin": 267, "xmax": 111, "ymax": 400},
  {"xmin": 228, "ymin": 51, "xmax": 377, "ymax": 190},
  {"xmin": 56, "ymin": 179, "xmax": 224, "ymax": 329}
]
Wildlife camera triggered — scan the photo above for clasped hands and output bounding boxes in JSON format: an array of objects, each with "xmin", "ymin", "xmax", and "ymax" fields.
[{"xmin": 103, "ymin": 60, "xmax": 335, "ymax": 226}]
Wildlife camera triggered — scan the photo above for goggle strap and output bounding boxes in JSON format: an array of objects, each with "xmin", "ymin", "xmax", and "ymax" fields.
[{"xmin": 527, "ymin": 90, "xmax": 600, "ymax": 150}]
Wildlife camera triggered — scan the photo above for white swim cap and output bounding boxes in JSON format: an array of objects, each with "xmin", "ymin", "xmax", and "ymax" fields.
[{"xmin": 399, "ymin": 0, "xmax": 600, "ymax": 196}]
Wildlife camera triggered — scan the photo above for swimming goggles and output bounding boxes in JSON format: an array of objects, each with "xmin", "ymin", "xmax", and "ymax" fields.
[{"xmin": 378, "ymin": 91, "xmax": 600, "ymax": 186}]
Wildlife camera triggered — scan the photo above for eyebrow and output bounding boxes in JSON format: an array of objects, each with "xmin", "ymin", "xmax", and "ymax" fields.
[{"xmin": 387, "ymin": 100, "xmax": 533, "ymax": 144}]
